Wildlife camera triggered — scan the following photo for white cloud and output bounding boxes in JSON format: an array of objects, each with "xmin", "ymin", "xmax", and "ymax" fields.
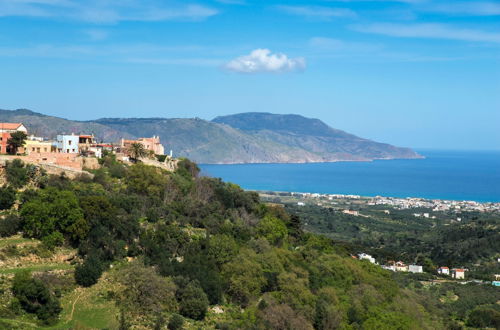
[
  {"xmin": 352, "ymin": 23, "xmax": 500, "ymax": 43},
  {"xmin": 0, "ymin": 0, "xmax": 218, "ymax": 23},
  {"xmin": 277, "ymin": 5, "xmax": 356, "ymax": 20},
  {"xmin": 224, "ymin": 49, "xmax": 306, "ymax": 73}
]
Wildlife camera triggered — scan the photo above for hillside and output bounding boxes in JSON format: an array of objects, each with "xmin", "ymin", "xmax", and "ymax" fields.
[
  {"xmin": 0, "ymin": 109, "xmax": 421, "ymax": 164},
  {"xmin": 0, "ymin": 158, "xmax": 498, "ymax": 329}
]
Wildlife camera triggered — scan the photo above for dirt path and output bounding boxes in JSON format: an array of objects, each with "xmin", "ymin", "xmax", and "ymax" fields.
[{"xmin": 69, "ymin": 289, "xmax": 84, "ymax": 321}]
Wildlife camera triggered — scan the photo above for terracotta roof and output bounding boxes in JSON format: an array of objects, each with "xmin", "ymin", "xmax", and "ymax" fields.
[
  {"xmin": 439, "ymin": 267, "xmax": 449, "ymax": 269},
  {"xmin": 0, "ymin": 123, "xmax": 23, "ymax": 130},
  {"xmin": 453, "ymin": 269, "xmax": 465, "ymax": 272},
  {"xmin": 79, "ymin": 135, "xmax": 93, "ymax": 138}
]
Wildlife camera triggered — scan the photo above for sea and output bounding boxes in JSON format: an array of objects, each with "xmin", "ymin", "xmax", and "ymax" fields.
[{"xmin": 199, "ymin": 150, "xmax": 500, "ymax": 203}]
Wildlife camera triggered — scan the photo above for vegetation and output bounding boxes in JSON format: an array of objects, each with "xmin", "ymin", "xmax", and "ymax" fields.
[
  {"xmin": 127, "ymin": 142, "xmax": 148, "ymax": 162},
  {"xmin": 0, "ymin": 157, "xmax": 497, "ymax": 329},
  {"xmin": 283, "ymin": 203, "xmax": 500, "ymax": 269},
  {"xmin": 7, "ymin": 131, "xmax": 27, "ymax": 155}
]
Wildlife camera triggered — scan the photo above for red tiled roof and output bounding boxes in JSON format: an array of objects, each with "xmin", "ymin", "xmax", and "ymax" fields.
[
  {"xmin": 439, "ymin": 267, "xmax": 449, "ymax": 269},
  {"xmin": 0, "ymin": 123, "xmax": 23, "ymax": 130}
]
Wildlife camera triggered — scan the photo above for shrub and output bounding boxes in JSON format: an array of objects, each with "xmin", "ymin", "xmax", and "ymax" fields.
[
  {"xmin": 41, "ymin": 231, "xmax": 65, "ymax": 250},
  {"xmin": 168, "ymin": 313, "xmax": 184, "ymax": 330},
  {"xmin": 178, "ymin": 281, "xmax": 209, "ymax": 320},
  {"xmin": 5, "ymin": 159, "xmax": 30, "ymax": 188},
  {"xmin": 0, "ymin": 214, "xmax": 21, "ymax": 237},
  {"xmin": 0, "ymin": 186, "xmax": 16, "ymax": 210},
  {"xmin": 11, "ymin": 271, "xmax": 62, "ymax": 324},
  {"xmin": 75, "ymin": 254, "xmax": 104, "ymax": 287}
]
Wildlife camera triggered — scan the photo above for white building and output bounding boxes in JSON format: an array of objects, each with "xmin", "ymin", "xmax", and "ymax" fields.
[
  {"xmin": 56, "ymin": 134, "xmax": 79, "ymax": 153},
  {"xmin": 408, "ymin": 265, "xmax": 423, "ymax": 273},
  {"xmin": 437, "ymin": 267, "xmax": 450, "ymax": 275},
  {"xmin": 451, "ymin": 269, "xmax": 465, "ymax": 279},
  {"xmin": 358, "ymin": 253, "xmax": 376, "ymax": 264}
]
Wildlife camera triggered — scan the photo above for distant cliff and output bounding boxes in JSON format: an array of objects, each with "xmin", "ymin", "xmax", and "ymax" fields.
[{"xmin": 0, "ymin": 109, "xmax": 422, "ymax": 164}]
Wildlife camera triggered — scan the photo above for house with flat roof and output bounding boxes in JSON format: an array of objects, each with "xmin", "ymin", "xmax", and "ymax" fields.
[{"xmin": 56, "ymin": 134, "xmax": 79, "ymax": 154}]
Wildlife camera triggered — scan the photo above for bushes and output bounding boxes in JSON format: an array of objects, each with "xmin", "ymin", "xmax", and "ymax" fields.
[
  {"xmin": 467, "ymin": 307, "xmax": 500, "ymax": 328},
  {"xmin": 11, "ymin": 271, "xmax": 62, "ymax": 324},
  {"xmin": 74, "ymin": 254, "xmax": 105, "ymax": 287},
  {"xmin": 0, "ymin": 186, "xmax": 16, "ymax": 210},
  {"xmin": 178, "ymin": 281, "xmax": 209, "ymax": 320},
  {"xmin": 5, "ymin": 159, "xmax": 34, "ymax": 188},
  {"xmin": 0, "ymin": 214, "xmax": 21, "ymax": 237},
  {"xmin": 168, "ymin": 313, "xmax": 184, "ymax": 330},
  {"xmin": 20, "ymin": 188, "xmax": 88, "ymax": 245}
]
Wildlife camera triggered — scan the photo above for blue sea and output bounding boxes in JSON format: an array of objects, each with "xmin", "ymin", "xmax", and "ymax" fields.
[{"xmin": 200, "ymin": 150, "xmax": 500, "ymax": 203}]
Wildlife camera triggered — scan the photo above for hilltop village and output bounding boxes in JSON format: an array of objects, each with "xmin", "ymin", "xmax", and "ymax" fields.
[{"xmin": 0, "ymin": 122, "xmax": 174, "ymax": 174}]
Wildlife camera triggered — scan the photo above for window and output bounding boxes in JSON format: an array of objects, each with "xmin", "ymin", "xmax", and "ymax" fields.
[{"xmin": 69, "ymin": 140, "xmax": 72, "ymax": 145}]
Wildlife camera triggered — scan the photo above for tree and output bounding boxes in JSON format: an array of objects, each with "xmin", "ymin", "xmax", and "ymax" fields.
[
  {"xmin": 256, "ymin": 215, "xmax": 288, "ymax": 246},
  {"xmin": 168, "ymin": 314, "xmax": 184, "ymax": 330},
  {"xmin": 222, "ymin": 249, "xmax": 266, "ymax": 306},
  {"xmin": 0, "ymin": 214, "xmax": 21, "ymax": 237},
  {"xmin": 128, "ymin": 142, "xmax": 148, "ymax": 162},
  {"xmin": 11, "ymin": 271, "xmax": 62, "ymax": 324},
  {"xmin": 114, "ymin": 262, "xmax": 177, "ymax": 315},
  {"xmin": 178, "ymin": 280, "xmax": 209, "ymax": 320},
  {"xmin": 5, "ymin": 159, "xmax": 31, "ymax": 188},
  {"xmin": 74, "ymin": 253, "xmax": 104, "ymax": 287},
  {"xmin": 20, "ymin": 188, "xmax": 88, "ymax": 244},
  {"xmin": 0, "ymin": 186, "xmax": 16, "ymax": 210},
  {"xmin": 7, "ymin": 131, "xmax": 27, "ymax": 155}
]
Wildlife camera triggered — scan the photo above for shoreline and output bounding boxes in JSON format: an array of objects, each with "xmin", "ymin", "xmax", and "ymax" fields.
[{"xmin": 255, "ymin": 190, "xmax": 500, "ymax": 208}]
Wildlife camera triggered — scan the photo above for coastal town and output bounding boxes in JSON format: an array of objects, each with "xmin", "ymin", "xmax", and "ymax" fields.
[
  {"xmin": 264, "ymin": 191, "xmax": 500, "ymax": 213},
  {"xmin": 0, "ymin": 121, "xmax": 173, "ymax": 175}
]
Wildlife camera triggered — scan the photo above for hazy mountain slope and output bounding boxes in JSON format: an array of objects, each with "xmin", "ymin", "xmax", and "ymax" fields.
[
  {"xmin": 0, "ymin": 109, "xmax": 420, "ymax": 163},
  {"xmin": 213, "ymin": 112, "xmax": 420, "ymax": 161},
  {"xmin": 94, "ymin": 117, "xmax": 321, "ymax": 164}
]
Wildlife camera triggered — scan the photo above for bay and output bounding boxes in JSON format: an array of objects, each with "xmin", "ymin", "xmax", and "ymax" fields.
[{"xmin": 200, "ymin": 150, "xmax": 500, "ymax": 202}]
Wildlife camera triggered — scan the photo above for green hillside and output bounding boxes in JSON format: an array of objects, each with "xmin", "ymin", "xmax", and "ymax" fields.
[{"xmin": 1, "ymin": 157, "xmax": 493, "ymax": 329}]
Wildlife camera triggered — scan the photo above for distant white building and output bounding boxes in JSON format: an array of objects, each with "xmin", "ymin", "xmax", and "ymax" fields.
[
  {"xmin": 56, "ymin": 134, "xmax": 79, "ymax": 153},
  {"xmin": 408, "ymin": 265, "xmax": 423, "ymax": 273},
  {"xmin": 451, "ymin": 268, "xmax": 465, "ymax": 280},
  {"xmin": 358, "ymin": 253, "xmax": 376, "ymax": 264},
  {"xmin": 437, "ymin": 267, "xmax": 450, "ymax": 275},
  {"xmin": 297, "ymin": 202, "xmax": 305, "ymax": 206},
  {"xmin": 382, "ymin": 265, "xmax": 396, "ymax": 272}
]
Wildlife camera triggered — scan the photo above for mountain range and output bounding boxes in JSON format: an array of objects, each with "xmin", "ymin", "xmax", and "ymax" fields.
[{"xmin": 0, "ymin": 109, "xmax": 421, "ymax": 164}]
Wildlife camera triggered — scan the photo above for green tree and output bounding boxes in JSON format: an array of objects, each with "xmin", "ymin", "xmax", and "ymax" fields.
[
  {"xmin": 0, "ymin": 214, "xmax": 21, "ymax": 237},
  {"xmin": 222, "ymin": 249, "xmax": 266, "ymax": 306},
  {"xmin": 168, "ymin": 314, "xmax": 184, "ymax": 330},
  {"xmin": 20, "ymin": 188, "xmax": 88, "ymax": 244},
  {"xmin": 7, "ymin": 131, "xmax": 27, "ymax": 155},
  {"xmin": 0, "ymin": 186, "xmax": 16, "ymax": 210},
  {"xmin": 74, "ymin": 253, "xmax": 104, "ymax": 287},
  {"xmin": 207, "ymin": 234, "xmax": 238, "ymax": 266},
  {"xmin": 5, "ymin": 159, "xmax": 30, "ymax": 188},
  {"xmin": 11, "ymin": 271, "xmax": 62, "ymax": 324},
  {"xmin": 115, "ymin": 262, "xmax": 177, "ymax": 315},
  {"xmin": 178, "ymin": 281, "xmax": 209, "ymax": 320},
  {"xmin": 128, "ymin": 142, "xmax": 148, "ymax": 162},
  {"xmin": 257, "ymin": 215, "xmax": 288, "ymax": 246}
]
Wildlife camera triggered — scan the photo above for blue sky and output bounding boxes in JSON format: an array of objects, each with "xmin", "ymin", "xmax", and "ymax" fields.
[{"xmin": 0, "ymin": 0, "xmax": 499, "ymax": 150}]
